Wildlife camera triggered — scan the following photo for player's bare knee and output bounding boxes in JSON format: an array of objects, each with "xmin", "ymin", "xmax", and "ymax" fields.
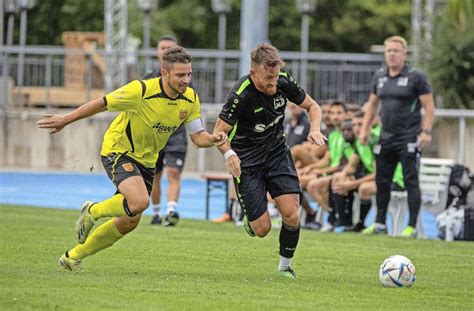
[
  {"xmin": 281, "ymin": 210, "xmax": 300, "ymax": 226},
  {"xmin": 359, "ymin": 184, "xmax": 372, "ymax": 199},
  {"xmin": 167, "ymin": 168, "xmax": 181, "ymax": 183},
  {"xmin": 307, "ymin": 179, "xmax": 319, "ymax": 194},
  {"xmin": 127, "ymin": 196, "xmax": 149, "ymax": 214},
  {"xmin": 255, "ymin": 225, "xmax": 271, "ymax": 238}
]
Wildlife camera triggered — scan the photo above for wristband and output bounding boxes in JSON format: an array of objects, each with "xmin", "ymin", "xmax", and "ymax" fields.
[{"xmin": 224, "ymin": 149, "xmax": 237, "ymax": 160}]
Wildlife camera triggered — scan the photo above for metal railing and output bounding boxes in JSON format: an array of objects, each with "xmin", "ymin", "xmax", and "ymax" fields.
[
  {"xmin": 0, "ymin": 45, "xmax": 384, "ymax": 107},
  {"xmin": 434, "ymin": 109, "xmax": 474, "ymax": 165}
]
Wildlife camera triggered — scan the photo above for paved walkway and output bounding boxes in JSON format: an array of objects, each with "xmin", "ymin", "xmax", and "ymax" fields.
[{"xmin": 0, "ymin": 171, "xmax": 438, "ymax": 238}]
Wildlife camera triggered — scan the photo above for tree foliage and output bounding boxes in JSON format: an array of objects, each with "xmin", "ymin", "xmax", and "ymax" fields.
[
  {"xmin": 22, "ymin": 0, "xmax": 104, "ymax": 46},
  {"xmin": 429, "ymin": 0, "xmax": 474, "ymax": 109},
  {"xmin": 9, "ymin": 0, "xmax": 411, "ymax": 53}
]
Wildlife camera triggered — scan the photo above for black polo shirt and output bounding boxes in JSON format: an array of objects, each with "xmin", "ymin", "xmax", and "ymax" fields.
[
  {"xmin": 371, "ymin": 65, "xmax": 432, "ymax": 148},
  {"xmin": 219, "ymin": 71, "xmax": 307, "ymax": 167}
]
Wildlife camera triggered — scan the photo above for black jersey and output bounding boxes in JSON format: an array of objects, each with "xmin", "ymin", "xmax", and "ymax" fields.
[
  {"xmin": 371, "ymin": 65, "xmax": 432, "ymax": 147},
  {"xmin": 219, "ymin": 71, "xmax": 306, "ymax": 167},
  {"xmin": 143, "ymin": 69, "xmax": 189, "ymax": 153}
]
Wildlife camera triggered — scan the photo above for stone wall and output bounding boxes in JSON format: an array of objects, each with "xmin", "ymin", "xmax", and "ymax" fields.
[
  {"xmin": 1, "ymin": 110, "xmax": 473, "ymax": 173},
  {"xmin": 0, "ymin": 110, "xmax": 227, "ymax": 173}
]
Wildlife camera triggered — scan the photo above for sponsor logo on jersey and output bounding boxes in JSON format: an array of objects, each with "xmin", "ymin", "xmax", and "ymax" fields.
[
  {"xmin": 179, "ymin": 110, "xmax": 188, "ymax": 120},
  {"xmin": 254, "ymin": 114, "xmax": 285, "ymax": 132},
  {"xmin": 153, "ymin": 123, "xmax": 178, "ymax": 133},
  {"xmin": 273, "ymin": 96, "xmax": 286, "ymax": 109},
  {"xmin": 378, "ymin": 77, "xmax": 388, "ymax": 89}
]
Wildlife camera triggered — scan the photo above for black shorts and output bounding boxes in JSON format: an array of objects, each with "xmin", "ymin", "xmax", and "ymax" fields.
[
  {"xmin": 235, "ymin": 149, "xmax": 301, "ymax": 222},
  {"xmin": 101, "ymin": 153, "xmax": 154, "ymax": 194},
  {"xmin": 155, "ymin": 151, "xmax": 186, "ymax": 173}
]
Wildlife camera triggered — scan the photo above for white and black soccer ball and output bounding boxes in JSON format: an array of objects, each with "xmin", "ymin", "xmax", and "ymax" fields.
[{"xmin": 379, "ymin": 255, "xmax": 416, "ymax": 288}]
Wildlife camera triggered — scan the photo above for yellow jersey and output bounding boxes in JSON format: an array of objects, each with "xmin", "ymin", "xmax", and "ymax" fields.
[{"xmin": 100, "ymin": 78, "xmax": 201, "ymax": 168}]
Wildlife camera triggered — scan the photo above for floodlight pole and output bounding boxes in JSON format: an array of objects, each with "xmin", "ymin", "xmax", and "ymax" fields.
[
  {"xmin": 16, "ymin": 7, "xmax": 27, "ymax": 88},
  {"xmin": 300, "ymin": 12, "xmax": 309, "ymax": 90},
  {"xmin": 143, "ymin": 10, "xmax": 151, "ymax": 70},
  {"xmin": 212, "ymin": 0, "xmax": 232, "ymax": 103},
  {"xmin": 296, "ymin": 0, "xmax": 317, "ymax": 91},
  {"xmin": 3, "ymin": 0, "xmax": 18, "ymax": 79},
  {"xmin": 137, "ymin": 0, "xmax": 157, "ymax": 72},
  {"xmin": 239, "ymin": 0, "xmax": 268, "ymax": 76}
]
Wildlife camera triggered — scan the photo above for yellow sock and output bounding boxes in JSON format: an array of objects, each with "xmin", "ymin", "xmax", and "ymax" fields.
[
  {"xmin": 68, "ymin": 218, "xmax": 123, "ymax": 260},
  {"xmin": 89, "ymin": 194, "xmax": 127, "ymax": 220}
]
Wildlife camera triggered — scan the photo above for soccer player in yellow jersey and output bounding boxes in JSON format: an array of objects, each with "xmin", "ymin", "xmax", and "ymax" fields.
[{"xmin": 37, "ymin": 46, "xmax": 227, "ymax": 270}]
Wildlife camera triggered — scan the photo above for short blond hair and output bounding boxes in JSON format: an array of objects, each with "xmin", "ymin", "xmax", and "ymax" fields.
[
  {"xmin": 251, "ymin": 43, "xmax": 285, "ymax": 68},
  {"xmin": 384, "ymin": 35, "xmax": 408, "ymax": 50}
]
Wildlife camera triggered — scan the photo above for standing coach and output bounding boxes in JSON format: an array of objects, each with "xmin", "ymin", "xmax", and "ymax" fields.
[{"xmin": 360, "ymin": 35, "xmax": 435, "ymax": 238}]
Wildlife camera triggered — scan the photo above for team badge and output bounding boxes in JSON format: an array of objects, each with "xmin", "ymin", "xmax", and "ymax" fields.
[
  {"xmin": 122, "ymin": 163, "xmax": 134, "ymax": 172},
  {"xmin": 397, "ymin": 77, "xmax": 409, "ymax": 87},
  {"xmin": 179, "ymin": 110, "xmax": 188, "ymax": 120},
  {"xmin": 273, "ymin": 96, "xmax": 285, "ymax": 109}
]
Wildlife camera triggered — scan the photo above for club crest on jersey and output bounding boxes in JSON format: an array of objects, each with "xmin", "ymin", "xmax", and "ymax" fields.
[
  {"xmin": 273, "ymin": 96, "xmax": 285, "ymax": 109},
  {"xmin": 179, "ymin": 110, "xmax": 188, "ymax": 120},
  {"xmin": 378, "ymin": 77, "xmax": 388, "ymax": 89},
  {"xmin": 397, "ymin": 77, "xmax": 409, "ymax": 87},
  {"xmin": 122, "ymin": 163, "xmax": 134, "ymax": 172}
]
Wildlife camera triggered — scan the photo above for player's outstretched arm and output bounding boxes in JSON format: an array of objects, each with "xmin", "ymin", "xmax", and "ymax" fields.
[
  {"xmin": 185, "ymin": 118, "xmax": 227, "ymax": 147},
  {"xmin": 189, "ymin": 130, "xmax": 227, "ymax": 148},
  {"xmin": 214, "ymin": 118, "xmax": 241, "ymax": 178},
  {"xmin": 299, "ymin": 95, "xmax": 327, "ymax": 146},
  {"xmin": 37, "ymin": 98, "xmax": 106, "ymax": 134}
]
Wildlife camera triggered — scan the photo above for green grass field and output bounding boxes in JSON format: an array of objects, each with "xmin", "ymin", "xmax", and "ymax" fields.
[{"xmin": 1, "ymin": 204, "xmax": 473, "ymax": 310}]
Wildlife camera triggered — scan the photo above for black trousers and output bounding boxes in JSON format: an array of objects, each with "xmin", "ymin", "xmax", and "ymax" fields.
[{"xmin": 374, "ymin": 142, "xmax": 421, "ymax": 227}]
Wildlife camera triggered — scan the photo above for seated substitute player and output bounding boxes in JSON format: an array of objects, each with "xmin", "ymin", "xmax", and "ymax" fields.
[
  {"xmin": 331, "ymin": 116, "xmax": 375, "ymax": 231},
  {"xmin": 332, "ymin": 112, "xmax": 405, "ymax": 232},
  {"xmin": 283, "ymin": 101, "xmax": 321, "ymax": 230},
  {"xmin": 301, "ymin": 101, "xmax": 348, "ymax": 231},
  {"xmin": 37, "ymin": 46, "xmax": 227, "ymax": 271},
  {"xmin": 214, "ymin": 44, "xmax": 326, "ymax": 278}
]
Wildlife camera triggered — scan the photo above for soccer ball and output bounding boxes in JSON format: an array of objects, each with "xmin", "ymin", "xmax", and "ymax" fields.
[{"xmin": 379, "ymin": 255, "xmax": 416, "ymax": 288}]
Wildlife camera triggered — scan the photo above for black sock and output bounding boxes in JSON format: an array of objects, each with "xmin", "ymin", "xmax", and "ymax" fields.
[
  {"xmin": 227, "ymin": 199, "xmax": 236, "ymax": 219},
  {"xmin": 279, "ymin": 222, "xmax": 300, "ymax": 258},
  {"xmin": 359, "ymin": 199, "xmax": 372, "ymax": 224},
  {"xmin": 332, "ymin": 192, "xmax": 349, "ymax": 227},
  {"xmin": 346, "ymin": 192, "xmax": 354, "ymax": 226},
  {"xmin": 327, "ymin": 208, "xmax": 336, "ymax": 225}
]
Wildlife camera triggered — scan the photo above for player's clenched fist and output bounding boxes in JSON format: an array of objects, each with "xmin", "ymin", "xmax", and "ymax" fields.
[{"xmin": 212, "ymin": 132, "xmax": 228, "ymax": 146}]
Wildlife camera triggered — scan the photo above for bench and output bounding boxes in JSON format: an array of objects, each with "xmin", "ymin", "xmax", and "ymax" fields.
[
  {"xmin": 388, "ymin": 157, "xmax": 454, "ymax": 238},
  {"xmin": 201, "ymin": 173, "xmax": 232, "ymax": 220},
  {"xmin": 302, "ymin": 157, "xmax": 454, "ymax": 238}
]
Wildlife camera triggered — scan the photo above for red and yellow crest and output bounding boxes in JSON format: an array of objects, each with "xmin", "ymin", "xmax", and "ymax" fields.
[
  {"xmin": 179, "ymin": 110, "xmax": 188, "ymax": 120},
  {"xmin": 122, "ymin": 163, "xmax": 134, "ymax": 172}
]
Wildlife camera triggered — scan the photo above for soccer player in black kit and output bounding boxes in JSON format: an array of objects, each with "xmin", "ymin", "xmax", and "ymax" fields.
[
  {"xmin": 360, "ymin": 36, "xmax": 435, "ymax": 238},
  {"xmin": 214, "ymin": 44, "xmax": 326, "ymax": 278}
]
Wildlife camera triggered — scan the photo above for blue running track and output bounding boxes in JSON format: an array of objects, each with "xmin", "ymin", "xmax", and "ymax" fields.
[{"xmin": 0, "ymin": 171, "xmax": 439, "ymax": 238}]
